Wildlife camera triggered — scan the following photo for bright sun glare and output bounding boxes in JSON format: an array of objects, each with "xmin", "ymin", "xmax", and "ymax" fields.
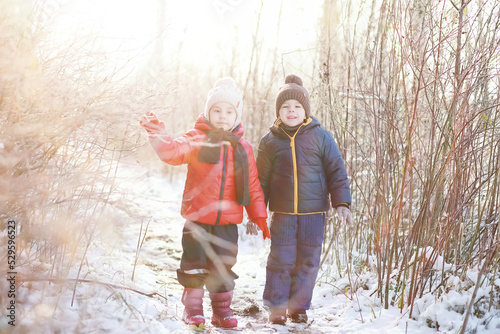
[{"xmin": 46, "ymin": 0, "xmax": 323, "ymax": 79}]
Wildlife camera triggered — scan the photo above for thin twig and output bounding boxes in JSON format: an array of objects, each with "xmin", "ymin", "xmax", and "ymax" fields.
[
  {"xmin": 19, "ymin": 277, "xmax": 168, "ymax": 301},
  {"xmin": 132, "ymin": 216, "xmax": 152, "ymax": 281}
]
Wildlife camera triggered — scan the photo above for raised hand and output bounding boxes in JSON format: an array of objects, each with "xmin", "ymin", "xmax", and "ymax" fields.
[{"xmin": 140, "ymin": 111, "xmax": 166, "ymax": 135}]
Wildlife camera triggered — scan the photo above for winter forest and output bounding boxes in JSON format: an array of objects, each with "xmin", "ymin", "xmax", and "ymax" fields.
[{"xmin": 1, "ymin": 0, "xmax": 499, "ymax": 333}]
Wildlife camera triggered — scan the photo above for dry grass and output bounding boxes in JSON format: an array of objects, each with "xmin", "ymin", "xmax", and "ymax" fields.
[
  {"xmin": 316, "ymin": 0, "xmax": 500, "ymax": 324},
  {"xmin": 0, "ymin": 1, "xmax": 172, "ymax": 322}
]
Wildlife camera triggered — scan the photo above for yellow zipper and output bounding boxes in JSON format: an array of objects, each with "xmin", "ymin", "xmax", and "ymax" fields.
[
  {"xmin": 279, "ymin": 118, "xmax": 312, "ymax": 214},
  {"xmin": 290, "ymin": 136, "xmax": 299, "ymax": 213}
]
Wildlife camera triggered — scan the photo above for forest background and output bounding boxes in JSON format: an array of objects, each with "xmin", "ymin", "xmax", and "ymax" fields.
[{"xmin": 1, "ymin": 0, "xmax": 499, "ymax": 333}]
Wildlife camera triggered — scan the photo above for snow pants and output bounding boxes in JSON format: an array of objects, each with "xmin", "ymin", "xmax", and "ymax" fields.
[
  {"xmin": 177, "ymin": 221, "xmax": 239, "ymax": 293},
  {"xmin": 263, "ymin": 213, "xmax": 326, "ymax": 310}
]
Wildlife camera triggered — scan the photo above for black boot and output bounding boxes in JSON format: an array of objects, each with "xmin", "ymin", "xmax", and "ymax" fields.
[
  {"xmin": 289, "ymin": 309, "xmax": 308, "ymax": 323},
  {"xmin": 269, "ymin": 308, "xmax": 286, "ymax": 325}
]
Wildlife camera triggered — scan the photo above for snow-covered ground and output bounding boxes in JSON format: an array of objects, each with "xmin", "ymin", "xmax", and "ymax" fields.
[{"xmin": 2, "ymin": 160, "xmax": 499, "ymax": 333}]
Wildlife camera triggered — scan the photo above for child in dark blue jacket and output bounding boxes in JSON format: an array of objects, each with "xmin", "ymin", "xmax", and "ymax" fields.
[{"xmin": 252, "ymin": 74, "xmax": 352, "ymax": 325}]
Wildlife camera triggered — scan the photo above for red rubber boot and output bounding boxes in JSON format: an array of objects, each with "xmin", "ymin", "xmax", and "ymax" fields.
[
  {"xmin": 209, "ymin": 291, "xmax": 238, "ymax": 328},
  {"xmin": 181, "ymin": 288, "xmax": 205, "ymax": 326}
]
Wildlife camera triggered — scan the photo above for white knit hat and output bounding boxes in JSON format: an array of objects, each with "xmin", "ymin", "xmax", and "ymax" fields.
[{"xmin": 204, "ymin": 77, "xmax": 243, "ymax": 130}]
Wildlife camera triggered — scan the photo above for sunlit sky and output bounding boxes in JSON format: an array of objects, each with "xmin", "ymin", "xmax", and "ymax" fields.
[{"xmin": 41, "ymin": 0, "xmax": 324, "ymax": 80}]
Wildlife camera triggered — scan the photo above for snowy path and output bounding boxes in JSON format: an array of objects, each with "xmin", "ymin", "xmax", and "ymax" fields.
[
  {"xmin": 4, "ymin": 162, "xmax": 439, "ymax": 333},
  {"xmin": 97, "ymin": 162, "xmax": 435, "ymax": 334}
]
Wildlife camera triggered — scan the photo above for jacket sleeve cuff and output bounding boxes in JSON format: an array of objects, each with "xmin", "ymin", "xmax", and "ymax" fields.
[{"xmin": 334, "ymin": 203, "xmax": 350, "ymax": 209}]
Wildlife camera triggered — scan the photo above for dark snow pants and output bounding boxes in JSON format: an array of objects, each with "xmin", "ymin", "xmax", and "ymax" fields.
[
  {"xmin": 177, "ymin": 220, "xmax": 239, "ymax": 293},
  {"xmin": 263, "ymin": 213, "xmax": 326, "ymax": 310}
]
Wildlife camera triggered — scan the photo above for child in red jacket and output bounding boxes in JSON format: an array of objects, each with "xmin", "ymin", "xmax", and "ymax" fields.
[{"xmin": 140, "ymin": 77, "xmax": 270, "ymax": 329}]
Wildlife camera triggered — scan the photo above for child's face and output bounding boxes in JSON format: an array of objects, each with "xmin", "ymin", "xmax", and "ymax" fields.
[
  {"xmin": 209, "ymin": 101, "xmax": 237, "ymax": 131},
  {"xmin": 279, "ymin": 99, "xmax": 306, "ymax": 127}
]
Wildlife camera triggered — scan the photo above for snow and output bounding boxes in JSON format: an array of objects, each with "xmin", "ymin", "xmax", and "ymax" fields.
[{"xmin": 2, "ymin": 160, "xmax": 499, "ymax": 333}]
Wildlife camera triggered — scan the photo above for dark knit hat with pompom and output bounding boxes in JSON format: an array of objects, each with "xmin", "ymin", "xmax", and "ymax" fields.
[{"xmin": 275, "ymin": 74, "xmax": 310, "ymax": 118}]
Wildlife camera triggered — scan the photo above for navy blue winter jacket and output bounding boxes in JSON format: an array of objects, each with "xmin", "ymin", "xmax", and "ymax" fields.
[{"xmin": 256, "ymin": 116, "xmax": 351, "ymax": 214}]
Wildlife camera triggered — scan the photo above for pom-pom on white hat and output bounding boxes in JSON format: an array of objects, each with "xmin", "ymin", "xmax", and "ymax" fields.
[{"xmin": 205, "ymin": 77, "xmax": 243, "ymax": 130}]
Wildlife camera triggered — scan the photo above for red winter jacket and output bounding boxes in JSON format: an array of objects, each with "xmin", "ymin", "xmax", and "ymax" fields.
[{"xmin": 148, "ymin": 114, "xmax": 267, "ymax": 225}]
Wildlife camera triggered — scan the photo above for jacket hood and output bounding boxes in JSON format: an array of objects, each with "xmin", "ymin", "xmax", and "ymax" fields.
[{"xmin": 195, "ymin": 113, "xmax": 245, "ymax": 136}]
